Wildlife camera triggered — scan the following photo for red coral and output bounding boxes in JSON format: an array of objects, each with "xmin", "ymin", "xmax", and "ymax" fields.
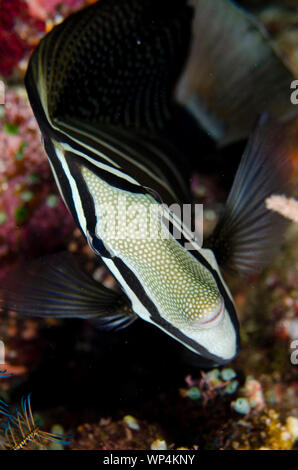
[
  {"xmin": 0, "ymin": 0, "xmax": 90, "ymax": 76},
  {"xmin": 0, "ymin": 0, "xmax": 30, "ymax": 75},
  {"xmin": 0, "ymin": 28, "xmax": 27, "ymax": 76},
  {"xmin": 0, "ymin": 89, "xmax": 75, "ymax": 262},
  {"xmin": 0, "ymin": 0, "xmax": 28, "ymax": 29}
]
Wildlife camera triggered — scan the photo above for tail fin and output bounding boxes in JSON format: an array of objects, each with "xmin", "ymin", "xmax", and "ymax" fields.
[{"xmin": 176, "ymin": 0, "xmax": 297, "ymax": 145}]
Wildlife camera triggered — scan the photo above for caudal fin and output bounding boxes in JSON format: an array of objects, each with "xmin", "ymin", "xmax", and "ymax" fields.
[{"xmin": 176, "ymin": 0, "xmax": 297, "ymax": 145}]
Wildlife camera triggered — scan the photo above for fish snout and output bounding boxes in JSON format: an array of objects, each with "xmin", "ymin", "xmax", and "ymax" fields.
[{"xmin": 190, "ymin": 296, "xmax": 225, "ymax": 329}]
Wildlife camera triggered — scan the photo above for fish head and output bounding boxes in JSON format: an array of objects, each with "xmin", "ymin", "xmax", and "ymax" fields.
[{"xmin": 135, "ymin": 244, "xmax": 239, "ymax": 366}]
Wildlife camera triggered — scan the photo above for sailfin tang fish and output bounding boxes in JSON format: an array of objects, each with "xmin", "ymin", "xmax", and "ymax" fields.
[
  {"xmin": 176, "ymin": 0, "xmax": 297, "ymax": 145},
  {"xmin": 0, "ymin": 113, "xmax": 292, "ymax": 365},
  {"xmin": 2, "ymin": 0, "xmax": 291, "ymax": 366}
]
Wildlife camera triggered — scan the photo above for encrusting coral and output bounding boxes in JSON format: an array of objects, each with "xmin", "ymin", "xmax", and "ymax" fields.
[{"xmin": 0, "ymin": 88, "xmax": 75, "ymax": 266}]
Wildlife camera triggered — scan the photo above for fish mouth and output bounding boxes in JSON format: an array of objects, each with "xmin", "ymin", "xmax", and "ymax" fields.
[{"xmin": 192, "ymin": 299, "xmax": 225, "ymax": 330}]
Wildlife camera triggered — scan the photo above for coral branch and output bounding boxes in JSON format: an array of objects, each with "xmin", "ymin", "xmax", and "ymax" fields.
[{"xmin": 265, "ymin": 195, "xmax": 298, "ymax": 223}]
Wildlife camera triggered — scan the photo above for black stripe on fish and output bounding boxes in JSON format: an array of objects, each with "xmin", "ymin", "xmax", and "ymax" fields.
[
  {"xmin": 110, "ymin": 255, "xmax": 238, "ymax": 365},
  {"xmin": 43, "ymin": 137, "xmax": 155, "ymax": 248},
  {"xmin": 63, "ymin": 153, "xmax": 98, "ymax": 237},
  {"xmin": 25, "ymin": 0, "xmax": 194, "ymax": 207},
  {"xmin": 64, "ymin": 148, "xmax": 151, "ymax": 198},
  {"xmin": 41, "ymin": 123, "xmax": 186, "ymax": 212},
  {"xmin": 58, "ymin": 119, "xmax": 191, "ymax": 205},
  {"xmin": 43, "ymin": 137, "xmax": 83, "ymax": 233},
  {"xmin": 26, "ymin": 0, "xmax": 193, "ymax": 131},
  {"xmin": 0, "ymin": 247, "xmax": 235, "ymax": 365},
  {"xmin": 61, "ymin": 149, "xmax": 120, "ymax": 258}
]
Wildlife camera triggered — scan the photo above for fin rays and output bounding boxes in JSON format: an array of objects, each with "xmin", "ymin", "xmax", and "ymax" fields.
[
  {"xmin": 207, "ymin": 113, "xmax": 292, "ymax": 276},
  {"xmin": 0, "ymin": 395, "xmax": 71, "ymax": 450},
  {"xmin": 0, "ymin": 252, "xmax": 137, "ymax": 330}
]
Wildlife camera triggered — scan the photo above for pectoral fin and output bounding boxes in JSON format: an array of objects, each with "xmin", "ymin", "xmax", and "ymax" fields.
[
  {"xmin": 206, "ymin": 113, "xmax": 292, "ymax": 276},
  {"xmin": 0, "ymin": 252, "xmax": 137, "ymax": 331}
]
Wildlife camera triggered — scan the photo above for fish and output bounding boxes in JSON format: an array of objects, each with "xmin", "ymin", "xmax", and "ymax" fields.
[
  {"xmin": 176, "ymin": 0, "xmax": 298, "ymax": 145},
  {"xmin": 0, "ymin": 394, "xmax": 71, "ymax": 450},
  {"xmin": 0, "ymin": 0, "xmax": 293, "ymax": 367}
]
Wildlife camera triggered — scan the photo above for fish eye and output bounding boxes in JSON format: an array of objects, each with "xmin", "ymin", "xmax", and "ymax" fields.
[
  {"xmin": 182, "ymin": 287, "xmax": 225, "ymax": 330},
  {"xmin": 191, "ymin": 296, "xmax": 225, "ymax": 329}
]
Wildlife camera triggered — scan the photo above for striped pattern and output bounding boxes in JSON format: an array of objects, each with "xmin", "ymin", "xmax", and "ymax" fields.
[
  {"xmin": 24, "ymin": 0, "xmax": 239, "ymax": 364},
  {"xmin": 0, "ymin": 395, "xmax": 72, "ymax": 450},
  {"xmin": 31, "ymin": 133, "xmax": 239, "ymax": 363},
  {"xmin": 25, "ymin": 0, "xmax": 193, "ymax": 206}
]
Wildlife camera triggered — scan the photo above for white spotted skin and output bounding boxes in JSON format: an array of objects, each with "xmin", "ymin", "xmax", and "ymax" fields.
[{"xmin": 82, "ymin": 166, "xmax": 237, "ymax": 360}]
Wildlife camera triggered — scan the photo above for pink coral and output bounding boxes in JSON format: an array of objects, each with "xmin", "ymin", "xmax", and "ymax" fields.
[
  {"xmin": 0, "ymin": 0, "xmax": 39, "ymax": 76},
  {"xmin": 0, "ymin": 0, "xmax": 89, "ymax": 76},
  {"xmin": 27, "ymin": 0, "xmax": 87, "ymax": 21},
  {"xmin": 0, "ymin": 88, "xmax": 75, "ymax": 261},
  {"xmin": 0, "ymin": 0, "xmax": 28, "ymax": 29},
  {"xmin": 0, "ymin": 29, "xmax": 27, "ymax": 76}
]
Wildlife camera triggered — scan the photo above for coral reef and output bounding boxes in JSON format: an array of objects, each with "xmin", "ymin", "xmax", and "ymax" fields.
[
  {"xmin": 70, "ymin": 416, "xmax": 166, "ymax": 450},
  {"xmin": 0, "ymin": 0, "xmax": 90, "ymax": 77},
  {"xmin": 232, "ymin": 224, "xmax": 298, "ymax": 377},
  {"xmin": 178, "ymin": 368, "xmax": 298, "ymax": 449},
  {"xmin": 0, "ymin": 87, "xmax": 75, "ymax": 267},
  {"xmin": 0, "ymin": 0, "xmax": 40, "ymax": 77},
  {"xmin": 179, "ymin": 368, "xmax": 239, "ymax": 406},
  {"xmin": 220, "ymin": 409, "xmax": 298, "ymax": 450}
]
